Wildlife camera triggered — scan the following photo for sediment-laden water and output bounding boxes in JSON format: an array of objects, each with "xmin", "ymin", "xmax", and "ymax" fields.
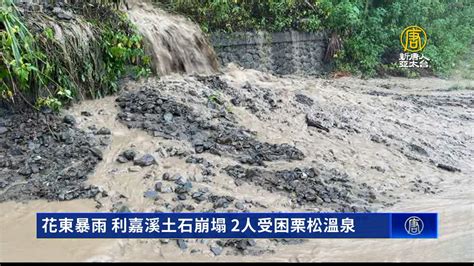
[
  {"xmin": 1, "ymin": 67, "xmax": 472, "ymax": 261},
  {"xmin": 0, "ymin": 1, "xmax": 473, "ymax": 262}
]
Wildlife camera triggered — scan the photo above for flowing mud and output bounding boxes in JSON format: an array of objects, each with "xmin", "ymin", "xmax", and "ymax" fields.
[
  {"xmin": 126, "ymin": 1, "xmax": 219, "ymax": 75},
  {"xmin": 0, "ymin": 66, "xmax": 473, "ymax": 261}
]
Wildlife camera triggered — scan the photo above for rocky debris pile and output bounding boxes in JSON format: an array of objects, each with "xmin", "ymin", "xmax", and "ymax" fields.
[
  {"xmin": 116, "ymin": 85, "xmax": 304, "ymax": 166},
  {"xmin": 196, "ymin": 75, "xmax": 281, "ymax": 120},
  {"xmin": 224, "ymin": 165, "xmax": 379, "ymax": 212},
  {"xmin": 0, "ymin": 111, "xmax": 107, "ymax": 202}
]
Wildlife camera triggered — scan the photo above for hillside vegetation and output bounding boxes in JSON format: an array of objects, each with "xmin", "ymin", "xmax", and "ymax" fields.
[{"xmin": 156, "ymin": 0, "xmax": 474, "ymax": 77}]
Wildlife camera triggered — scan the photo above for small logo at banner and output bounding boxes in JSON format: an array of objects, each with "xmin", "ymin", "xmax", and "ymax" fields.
[{"xmin": 404, "ymin": 216, "xmax": 424, "ymax": 235}]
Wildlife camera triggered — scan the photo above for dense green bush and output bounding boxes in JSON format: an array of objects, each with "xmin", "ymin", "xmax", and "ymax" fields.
[
  {"xmin": 0, "ymin": 0, "xmax": 150, "ymax": 110},
  {"xmin": 156, "ymin": 0, "xmax": 473, "ymax": 77}
]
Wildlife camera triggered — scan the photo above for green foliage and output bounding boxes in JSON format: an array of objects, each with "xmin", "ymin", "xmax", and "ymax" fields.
[
  {"xmin": 155, "ymin": 0, "xmax": 324, "ymax": 33},
  {"xmin": 99, "ymin": 16, "xmax": 151, "ymax": 96},
  {"xmin": 0, "ymin": 1, "xmax": 150, "ymax": 110},
  {"xmin": 333, "ymin": 0, "xmax": 474, "ymax": 77},
  {"xmin": 1, "ymin": 0, "xmax": 45, "ymax": 105},
  {"xmin": 157, "ymin": 0, "xmax": 474, "ymax": 77}
]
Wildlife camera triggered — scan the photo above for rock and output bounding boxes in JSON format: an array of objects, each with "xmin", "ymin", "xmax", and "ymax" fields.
[
  {"xmin": 144, "ymin": 190, "xmax": 159, "ymax": 199},
  {"xmin": 235, "ymin": 202, "xmax": 245, "ymax": 210},
  {"xmin": 18, "ymin": 166, "xmax": 32, "ymax": 176},
  {"xmin": 96, "ymin": 127, "xmax": 111, "ymax": 135},
  {"xmin": 306, "ymin": 113, "xmax": 329, "ymax": 132},
  {"xmin": 175, "ymin": 182, "xmax": 193, "ymax": 194},
  {"xmin": 186, "ymin": 156, "xmax": 204, "ymax": 164},
  {"xmin": 370, "ymin": 166, "xmax": 385, "ymax": 173},
  {"xmin": 177, "ymin": 239, "xmax": 188, "ymax": 250},
  {"xmin": 162, "ymin": 172, "xmax": 171, "ymax": 180},
  {"xmin": 118, "ymin": 205, "xmax": 131, "ymax": 213},
  {"xmin": 210, "ymin": 196, "xmax": 234, "ymax": 209},
  {"xmin": 169, "ymin": 174, "xmax": 181, "ymax": 181},
  {"xmin": 175, "ymin": 175, "xmax": 188, "ymax": 185},
  {"xmin": 121, "ymin": 149, "xmax": 136, "ymax": 161},
  {"xmin": 154, "ymin": 182, "xmax": 163, "ymax": 191},
  {"xmin": 295, "ymin": 94, "xmax": 314, "ymax": 106},
  {"xmin": 177, "ymin": 194, "xmax": 187, "ymax": 200},
  {"xmin": 192, "ymin": 192, "xmax": 207, "ymax": 202},
  {"xmin": 116, "ymin": 156, "xmax": 128, "ymax": 163},
  {"xmin": 81, "ymin": 111, "xmax": 92, "ymax": 117},
  {"xmin": 160, "ymin": 186, "xmax": 174, "ymax": 193},
  {"xmin": 89, "ymin": 147, "xmax": 103, "ymax": 160},
  {"xmin": 163, "ymin": 112, "xmax": 173, "ymax": 122},
  {"xmin": 437, "ymin": 163, "xmax": 461, "ymax": 172},
  {"xmin": 210, "ymin": 246, "xmax": 223, "ymax": 256},
  {"xmin": 160, "ymin": 239, "xmax": 169, "ymax": 244},
  {"xmin": 409, "ymin": 144, "xmax": 428, "ymax": 156},
  {"xmin": 128, "ymin": 166, "xmax": 141, "ymax": 172},
  {"xmin": 247, "ymin": 239, "xmax": 256, "ymax": 246},
  {"xmin": 134, "ymin": 154, "xmax": 156, "ymax": 167},
  {"xmin": 63, "ymin": 115, "xmax": 76, "ymax": 125},
  {"xmin": 230, "ymin": 97, "xmax": 241, "ymax": 106},
  {"xmin": 0, "ymin": 127, "xmax": 8, "ymax": 134}
]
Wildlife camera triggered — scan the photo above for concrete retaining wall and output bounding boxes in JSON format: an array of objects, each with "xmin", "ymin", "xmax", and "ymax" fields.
[{"xmin": 210, "ymin": 31, "xmax": 328, "ymax": 75}]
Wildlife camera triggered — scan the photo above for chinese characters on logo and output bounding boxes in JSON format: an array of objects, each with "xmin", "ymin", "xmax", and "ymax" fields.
[{"xmin": 399, "ymin": 26, "xmax": 430, "ymax": 69}]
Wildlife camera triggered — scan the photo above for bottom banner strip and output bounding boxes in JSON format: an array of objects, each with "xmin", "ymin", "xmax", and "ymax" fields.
[{"xmin": 36, "ymin": 212, "xmax": 438, "ymax": 239}]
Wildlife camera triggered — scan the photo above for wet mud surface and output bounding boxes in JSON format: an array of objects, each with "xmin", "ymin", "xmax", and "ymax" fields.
[{"xmin": 0, "ymin": 69, "xmax": 473, "ymax": 261}]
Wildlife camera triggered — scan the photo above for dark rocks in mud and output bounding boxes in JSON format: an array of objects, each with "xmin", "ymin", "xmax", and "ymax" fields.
[
  {"xmin": 0, "ymin": 126, "xmax": 7, "ymax": 134},
  {"xmin": 437, "ymin": 163, "xmax": 461, "ymax": 172},
  {"xmin": 224, "ymin": 165, "xmax": 378, "ymax": 212},
  {"xmin": 117, "ymin": 149, "xmax": 137, "ymax": 163},
  {"xmin": 177, "ymin": 239, "xmax": 188, "ymax": 250},
  {"xmin": 133, "ymin": 154, "xmax": 156, "ymax": 167},
  {"xmin": 81, "ymin": 111, "xmax": 92, "ymax": 117},
  {"xmin": 63, "ymin": 114, "xmax": 76, "ymax": 125},
  {"xmin": 409, "ymin": 143, "xmax": 429, "ymax": 157},
  {"xmin": 306, "ymin": 113, "xmax": 330, "ymax": 132},
  {"xmin": 96, "ymin": 127, "xmax": 111, "ymax": 135},
  {"xmin": 215, "ymin": 239, "xmax": 260, "ymax": 255},
  {"xmin": 115, "ymin": 85, "xmax": 304, "ymax": 166},
  {"xmin": 175, "ymin": 181, "xmax": 193, "ymax": 195},
  {"xmin": 89, "ymin": 147, "xmax": 103, "ymax": 160},
  {"xmin": 122, "ymin": 149, "xmax": 137, "ymax": 160},
  {"xmin": 185, "ymin": 156, "xmax": 204, "ymax": 164},
  {"xmin": 209, "ymin": 195, "xmax": 235, "ymax": 209},
  {"xmin": 295, "ymin": 94, "xmax": 314, "ymax": 106},
  {"xmin": 0, "ymin": 111, "xmax": 104, "ymax": 202},
  {"xmin": 199, "ymin": 76, "xmax": 282, "ymax": 119},
  {"xmin": 210, "ymin": 245, "xmax": 223, "ymax": 256}
]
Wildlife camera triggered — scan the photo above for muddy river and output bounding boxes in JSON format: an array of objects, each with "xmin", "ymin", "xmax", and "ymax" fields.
[{"xmin": 1, "ymin": 67, "xmax": 472, "ymax": 261}]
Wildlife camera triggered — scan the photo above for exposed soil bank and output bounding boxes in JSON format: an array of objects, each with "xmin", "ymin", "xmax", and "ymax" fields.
[{"xmin": 0, "ymin": 67, "xmax": 472, "ymax": 261}]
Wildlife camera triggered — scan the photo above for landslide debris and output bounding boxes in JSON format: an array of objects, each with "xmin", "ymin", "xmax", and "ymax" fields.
[{"xmin": 0, "ymin": 111, "xmax": 107, "ymax": 202}]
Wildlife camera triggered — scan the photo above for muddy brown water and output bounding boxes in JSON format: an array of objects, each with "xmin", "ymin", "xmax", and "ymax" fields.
[
  {"xmin": 126, "ymin": 1, "xmax": 219, "ymax": 76},
  {"xmin": 1, "ymin": 66, "xmax": 472, "ymax": 261}
]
